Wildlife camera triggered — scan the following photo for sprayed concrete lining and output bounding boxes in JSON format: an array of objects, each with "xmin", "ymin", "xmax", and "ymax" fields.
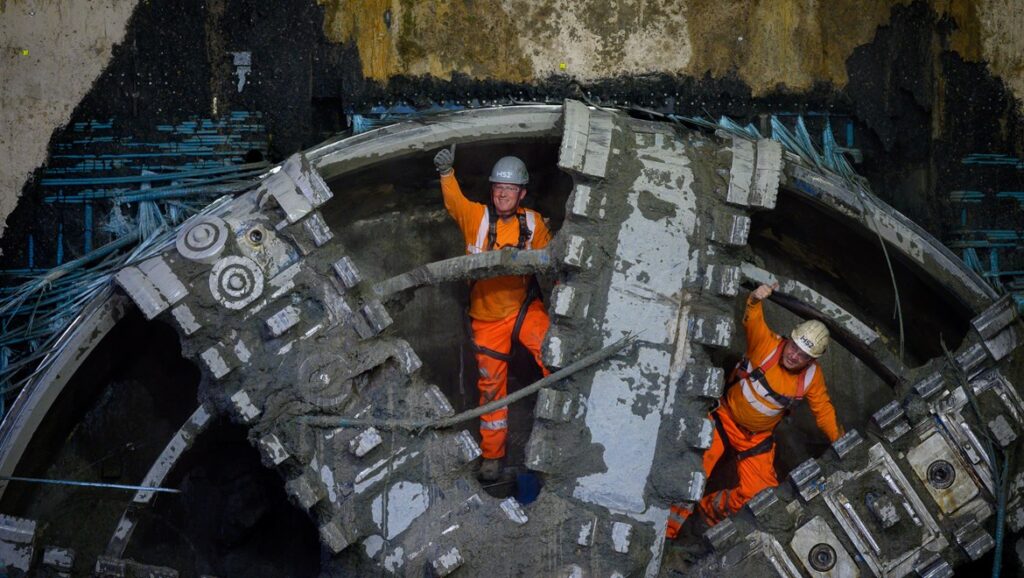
[{"xmin": 0, "ymin": 0, "xmax": 139, "ymax": 238}]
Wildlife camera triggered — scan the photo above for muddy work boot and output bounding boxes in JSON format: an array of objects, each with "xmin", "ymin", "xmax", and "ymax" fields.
[{"xmin": 478, "ymin": 458, "xmax": 502, "ymax": 482}]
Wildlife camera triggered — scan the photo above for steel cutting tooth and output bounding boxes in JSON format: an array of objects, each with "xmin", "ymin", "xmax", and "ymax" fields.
[
  {"xmin": 752, "ymin": 138, "xmax": 782, "ymax": 209},
  {"xmin": 709, "ymin": 210, "xmax": 751, "ymax": 246},
  {"xmin": 264, "ymin": 304, "xmax": 302, "ymax": 338},
  {"xmin": 94, "ymin": 557, "xmax": 179, "ymax": 578},
  {"xmin": 689, "ymin": 313, "xmax": 735, "ymax": 348},
  {"xmin": 229, "ymin": 389, "xmax": 261, "ymax": 423},
  {"xmin": 524, "ymin": 428, "xmax": 560, "ymax": 472},
  {"xmin": 567, "ymin": 184, "xmax": 605, "ymax": 221},
  {"xmin": 725, "ymin": 138, "xmax": 754, "ymax": 206},
  {"xmin": 550, "ymin": 284, "xmax": 590, "ymax": 320},
  {"xmin": 332, "ymin": 256, "xmax": 362, "ymax": 290},
  {"xmin": 170, "ymin": 304, "xmax": 201, "ymax": 335},
  {"xmin": 677, "ymin": 415, "xmax": 714, "ymax": 450},
  {"xmin": 319, "ymin": 519, "xmax": 356, "ymax": 555},
  {"xmin": 535, "ymin": 388, "xmax": 580, "ymax": 422},
  {"xmin": 0, "ymin": 514, "xmax": 36, "ymax": 573},
  {"xmin": 358, "ymin": 300, "xmax": 393, "ymax": 337},
  {"xmin": 349, "ymin": 427, "xmax": 383, "ymax": 458},
  {"xmin": 557, "ymin": 234, "xmax": 591, "ymax": 270},
  {"xmin": 42, "ymin": 546, "xmax": 74, "ymax": 574},
  {"xmin": 258, "ymin": 433, "xmax": 291, "ymax": 467},
  {"xmin": 431, "ymin": 547, "xmax": 464, "ymax": 577},
  {"xmin": 703, "ymin": 263, "xmax": 741, "ymax": 296},
  {"xmin": 199, "ymin": 344, "xmax": 234, "ymax": 379},
  {"xmin": 286, "ymin": 473, "xmax": 326, "ymax": 511},
  {"xmin": 682, "ymin": 365, "xmax": 725, "ymax": 399},
  {"xmin": 281, "ymin": 152, "xmax": 333, "ymax": 207},
  {"xmin": 113, "ymin": 266, "xmax": 168, "ymax": 320},
  {"xmin": 541, "ymin": 328, "xmax": 572, "ymax": 370}
]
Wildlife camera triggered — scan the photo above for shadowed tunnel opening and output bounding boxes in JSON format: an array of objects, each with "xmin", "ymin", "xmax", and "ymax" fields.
[
  {"xmin": 696, "ymin": 187, "xmax": 979, "ymax": 517},
  {"xmin": 321, "ymin": 139, "xmax": 573, "ymax": 478},
  {"xmin": 0, "ymin": 314, "xmax": 320, "ymax": 577},
  {"xmin": 750, "ymin": 191, "xmax": 973, "ymax": 366},
  {"xmin": 124, "ymin": 419, "xmax": 321, "ymax": 578}
]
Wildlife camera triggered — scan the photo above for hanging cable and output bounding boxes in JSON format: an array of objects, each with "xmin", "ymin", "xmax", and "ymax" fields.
[{"xmin": 848, "ymin": 181, "xmax": 906, "ymax": 364}]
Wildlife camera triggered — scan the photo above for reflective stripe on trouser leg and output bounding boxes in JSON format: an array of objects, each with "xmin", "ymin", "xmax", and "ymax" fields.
[
  {"xmin": 472, "ymin": 313, "xmax": 515, "ymax": 459},
  {"xmin": 666, "ymin": 505, "xmax": 693, "ymax": 539},
  {"xmin": 667, "ymin": 412, "xmax": 725, "ymax": 538},
  {"xmin": 698, "ymin": 409, "xmax": 778, "ymax": 525}
]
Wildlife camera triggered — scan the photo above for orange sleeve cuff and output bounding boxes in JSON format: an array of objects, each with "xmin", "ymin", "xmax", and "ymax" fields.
[{"xmin": 806, "ymin": 378, "xmax": 842, "ymax": 442}]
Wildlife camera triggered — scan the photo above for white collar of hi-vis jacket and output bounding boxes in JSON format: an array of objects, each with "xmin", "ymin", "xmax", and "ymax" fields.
[
  {"xmin": 739, "ymin": 345, "xmax": 817, "ymax": 417},
  {"xmin": 467, "ymin": 207, "xmax": 537, "ymax": 254}
]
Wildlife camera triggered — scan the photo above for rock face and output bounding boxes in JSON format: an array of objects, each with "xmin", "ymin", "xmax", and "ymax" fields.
[
  {"xmin": 3, "ymin": 102, "xmax": 1019, "ymax": 575},
  {"xmin": 317, "ymin": 0, "xmax": 1024, "ymax": 101}
]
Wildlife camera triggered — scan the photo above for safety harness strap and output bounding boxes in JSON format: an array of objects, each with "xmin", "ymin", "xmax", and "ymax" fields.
[
  {"xmin": 465, "ymin": 280, "xmax": 540, "ymax": 362},
  {"xmin": 465, "ymin": 205, "xmax": 541, "ymax": 362},
  {"xmin": 736, "ymin": 436, "xmax": 775, "ymax": 460},
  {"xmin": 729, "ymin": 340, "xmax": 814, "ymax": 412},
  {"xmin": 486, "ymin": 208, "xmax": 532, "ymax": 251},
  {"xmin": 712, "ymin": 411, "xmax": 775, "ymax": 461}
]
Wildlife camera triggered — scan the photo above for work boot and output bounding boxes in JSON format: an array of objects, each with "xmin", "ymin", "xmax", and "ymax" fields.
[{"xmin": 479, "ymin": 458, "xmax": 501, "ymax": 482}]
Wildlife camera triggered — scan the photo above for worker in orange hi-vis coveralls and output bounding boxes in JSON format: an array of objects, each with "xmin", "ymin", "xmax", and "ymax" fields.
[
  {"xmin": 433, "ymin": 146, "xmax": 552, "ymax": 482},
  {"xmin": 667, "ymin": 282, "xmax": 843, "ymax": 538}
]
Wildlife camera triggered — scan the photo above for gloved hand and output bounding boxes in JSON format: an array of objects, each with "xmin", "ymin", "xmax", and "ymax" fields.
[
  {"xmin": 434, "ymin": 146, "xmax": 454, "ymax": 174},
  {"xmin": 750, "ymin": 282, "xmax": 779, "ymax": 303}
]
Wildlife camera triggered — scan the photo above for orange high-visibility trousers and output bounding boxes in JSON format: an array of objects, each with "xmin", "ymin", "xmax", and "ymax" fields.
[
  {"xmin": 471, "ymin": 299, "xmax": 550, "ymax": 459},
  {"xmin": 667, "ymin": 407, "xmax": 777, "ymax": 538}
]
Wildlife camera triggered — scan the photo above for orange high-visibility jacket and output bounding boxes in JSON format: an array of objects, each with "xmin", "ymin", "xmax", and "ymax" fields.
[
  {"xmin": 723, "ymin": 296, "xmax": 842, "ymax": 442},
  {"xmin": 441, "ymin": 172, "xmax": 551, "ymax": 321}
]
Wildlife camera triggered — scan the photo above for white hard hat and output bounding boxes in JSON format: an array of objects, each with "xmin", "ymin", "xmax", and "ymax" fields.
[
  {"xmin": 791, "ymin": 320, "xmax": 829, "ymax": 358},
  {"xmin": 489, "ymin": 156, "xmax": 529, "ymax": 185}
]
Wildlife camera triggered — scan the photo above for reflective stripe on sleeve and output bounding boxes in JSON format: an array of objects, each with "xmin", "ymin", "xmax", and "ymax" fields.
[
  {"xmin": 798, "ymin": 364, "xmax": 816, "ymax": 398},
  {"xmin": 471, "ymin": 208, "xmax": 489, "ymax": 253}
]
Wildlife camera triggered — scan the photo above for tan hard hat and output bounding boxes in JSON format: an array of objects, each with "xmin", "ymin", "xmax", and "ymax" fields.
[{"xmin": 791, "ymin": 319, "xmax": 829, "ymax": 357}]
